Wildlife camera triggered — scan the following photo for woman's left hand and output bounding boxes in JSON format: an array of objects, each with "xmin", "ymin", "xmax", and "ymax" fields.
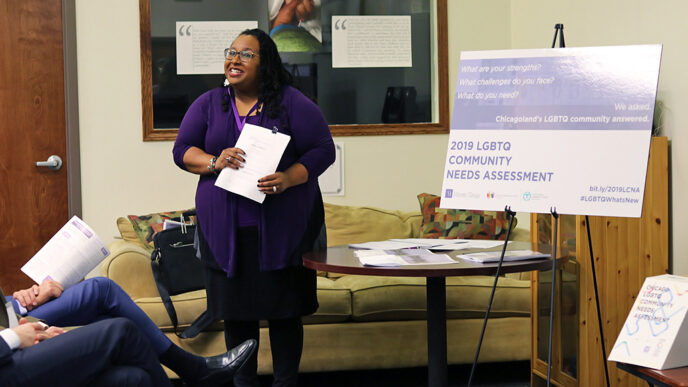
[{"xmin": 258, "ymin": 172, "xmax": 291, "ymax": 195}]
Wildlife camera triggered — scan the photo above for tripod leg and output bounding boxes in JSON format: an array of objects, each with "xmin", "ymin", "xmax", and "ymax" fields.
[
  {"xmin": 467, "ymin": 208, "xmax": 516, "ymax": 387},
  {"xmin": 586, "ymin": 215, "xmax": 611, "ymax": 387},
  {"xmin": 547, "ymin": 209, "xmax": 559, "ymax": 387}
]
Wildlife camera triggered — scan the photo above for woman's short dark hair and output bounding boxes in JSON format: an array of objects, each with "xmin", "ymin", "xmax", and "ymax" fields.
[{"xmin": 224, "ymin": 28, "xmax": 293, "ymax": 120}]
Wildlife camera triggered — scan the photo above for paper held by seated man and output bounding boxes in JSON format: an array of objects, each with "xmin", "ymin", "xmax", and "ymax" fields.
[
  {"xmin": 215, "ymin": 123, "xmax": 291, "ymax": 203},
  {"xmin": 21, "ymin": 216, "xmax": 110, "ymax": 288}
]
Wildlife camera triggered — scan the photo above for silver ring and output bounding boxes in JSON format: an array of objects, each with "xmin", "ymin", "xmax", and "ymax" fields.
[
  {"xmin": 226, "ymin": 156, "xmax": 231, "ymax": 162},
  {"xmin": 272, "ymin": 186, "xmax": 277, "ymax": 192}
]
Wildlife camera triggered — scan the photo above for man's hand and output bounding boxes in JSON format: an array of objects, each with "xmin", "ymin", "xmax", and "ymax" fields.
[
  {"xmin": 13, "ymin": 279, "xmax": 64, "ymax": 311},
  {"xmin": 12, "ymin": 318, "xmax": 49, "ymax": 349},
  {"xmin": 44, "ymin": 326, "xmax": 65, "ymax": 338},
  {"xmin": 36, "ymin": 279, "xmax": 63, "ymax": 306},
  {"xmin": 12, "ymin": 284, "xmax": 39, "ymax": 310}
]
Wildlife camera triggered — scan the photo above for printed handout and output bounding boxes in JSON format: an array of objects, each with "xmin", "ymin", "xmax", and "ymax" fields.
[
  {"xmin": 21, "ymin": 216, "xmax": 110, "ymax": 288},
  {"xmin": 355, "ymin": 249, "xmax": 457, "ymax": 267},
  {"xmin": 352, "ymin": 238, "xmax": 505, "ymax": 251},
  {"xmin": 215, "ymin": 124, "xmax": 291, "ymax": 203},
  {"xmin": 457, "ymin": 250, "xmax": 549, "ymax": 264}
]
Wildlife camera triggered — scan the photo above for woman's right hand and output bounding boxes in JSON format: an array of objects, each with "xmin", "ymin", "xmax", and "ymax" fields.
[{"xmin": 216, "ymin": 147, "xmax": 246, "ymax": 170}]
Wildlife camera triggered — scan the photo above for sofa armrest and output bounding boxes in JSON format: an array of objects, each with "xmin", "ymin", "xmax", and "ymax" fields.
[{"xmin": 94, "ymin": 239, "xmax": 160, "ymax": 299}]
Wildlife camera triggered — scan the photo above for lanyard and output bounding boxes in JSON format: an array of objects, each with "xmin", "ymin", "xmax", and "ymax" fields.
[{"xmin": 229, "ymin": 88, "xmax": 260, "ymax": 132}]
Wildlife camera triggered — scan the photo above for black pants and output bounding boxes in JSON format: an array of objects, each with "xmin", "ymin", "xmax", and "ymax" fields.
[
  {"xmin": 225, "ymin": 318, "xmax": 303, "ymax": 387},
  {"xmin": 198, "ymin": 226, "xmax": 316, "ymax": 386}
]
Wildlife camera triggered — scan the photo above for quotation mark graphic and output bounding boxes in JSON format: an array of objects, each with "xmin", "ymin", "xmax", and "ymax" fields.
[
  {"xmin": 178, "ymin": 25, "xmax": 192, "ymax": 36},
  {"xmin": 334, "ymin": 19, "xmax": 348, "ymax": 30}
]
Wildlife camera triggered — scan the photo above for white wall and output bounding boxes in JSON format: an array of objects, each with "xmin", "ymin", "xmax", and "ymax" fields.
[
  {"xmin": 508, "ymin": 0, "xmax": 685, "ymax": 273},
  {"xmin": 80, "ymin": 1, "xmax": 685, "ymax": 274},
  {"xmin": 75, "ymin": 0, "xmax": 511, "ymax": 242},
  {"xmin": 76, "ymin": 1, "xmax": 198, "ymax": 241}
]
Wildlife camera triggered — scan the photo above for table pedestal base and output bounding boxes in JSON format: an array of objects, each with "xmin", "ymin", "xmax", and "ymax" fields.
[{"xmin": 427, "ymin": 276, "xmax": 447, "ymax": 387}]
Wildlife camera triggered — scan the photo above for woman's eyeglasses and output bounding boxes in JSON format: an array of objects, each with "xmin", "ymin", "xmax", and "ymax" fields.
[{"xmin": 224, "ymin": 48, "xmax": 258, "ymax": 62}]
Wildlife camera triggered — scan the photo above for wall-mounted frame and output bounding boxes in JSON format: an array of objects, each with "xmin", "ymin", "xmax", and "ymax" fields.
[{"xmin": 140, "ymin": 0, "xmax": 448, "ymax": 141}]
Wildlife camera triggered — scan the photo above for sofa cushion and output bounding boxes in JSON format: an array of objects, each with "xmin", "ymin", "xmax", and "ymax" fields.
[
  {"xmin": 303, "ymin": 276, "xmax": 352, "ymax": 324},
  {"xmin": 333, "ymin": 274, "xmax": 530, "ymax": 322},
  {"xmin": 134, "ymin": 289, "xmax": 211, "ymax": 331},
  {"xmin": 324, "ymin": 203, "xmax": 422, "ymax": 247},
  {"xmin": 116, "ymin": 217, "xmax": 148, "ymax": 249},
  {"xmin": 417, "ymin": 193, "xmax": 515, "ymax": 240},
  {"xmin": 134, "ymin": 277, "xmax": 352, "ymax": 331}
]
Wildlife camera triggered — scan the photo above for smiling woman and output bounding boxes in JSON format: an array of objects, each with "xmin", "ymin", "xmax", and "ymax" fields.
[
  {"xmin": 224, "ymin": 36, "xmax": 261, "ymax": 97},
  {"xmin": 139, "ymin": 0, "xmax": 448, "ymax": 140},
  {"xmin": 172, "ymin": 28, "xmax": 335, "ymax": 386}
]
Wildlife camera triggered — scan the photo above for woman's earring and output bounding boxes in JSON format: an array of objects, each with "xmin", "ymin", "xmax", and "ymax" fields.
[{"xmin": 223, "ymin": 78, "xmax": 230, "ymax": 87}]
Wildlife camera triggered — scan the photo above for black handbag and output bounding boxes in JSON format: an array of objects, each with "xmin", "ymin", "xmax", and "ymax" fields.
[{"xmin": 150, "ymin": 210, "xmax": 212, "ymax": 338}]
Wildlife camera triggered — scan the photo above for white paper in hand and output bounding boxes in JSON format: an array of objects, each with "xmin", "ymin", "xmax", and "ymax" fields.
[
  {"xmin": 215, "ymin": 124, "xmax": 291, "ymax": 203},
  {"xmin": 20, "ymin": 216, "xmax": 110, "ymax": 288}
]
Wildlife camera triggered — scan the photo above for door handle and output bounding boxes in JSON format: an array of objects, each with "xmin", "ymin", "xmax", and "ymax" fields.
[{"xmin": 35, "ymin": 155, "xmax": 63, "ymax": 171}]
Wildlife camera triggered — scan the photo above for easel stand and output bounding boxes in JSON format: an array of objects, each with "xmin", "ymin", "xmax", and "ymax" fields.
[
  {"xmin": 548, "ymin": 23, "xmax": 610, "ymax": 387},
  {"xmin": 552, "ymin": 23, "xmax": 565, "ymax": 49},
  {"xmin": 546, "ymin": 209, "xmax": 559, "ymax": 386},
  {"xmin": 586, "ymin": 215, "xmax": 611, "ymax": 387},
  {"xmin": 467, "ymin": 206, "xmax": 517, "ymax": 387}
]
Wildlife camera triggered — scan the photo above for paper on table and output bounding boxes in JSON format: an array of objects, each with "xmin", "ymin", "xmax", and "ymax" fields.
[
  {"xmin": 355, "ymin": 249, "xmax": 457, "ymax": 266},
  {"xmin": 20, "ymin": 216, "xmax": 110, "ymax": 288},
  {"xmin": 215, "ymin": 124, "xmax": 291, "ymax": 203},
  {"xmin": 357, "ymin": 255, "xmax": 405, "ymax": 267},
  {"xmin": 388, "ymin": 238, "xmax": 467, "ymax": 246},
  {"xmin": 429, "ymin": 244, "xmax": 476, "ymax": 251},
  {"xmin": 457, "ymin": 240, "xmax": 507, "ymax": 249},
  {"xmin": 349, "ymin": 240, "xmax": 426, "ymax": 250},
  {"xmin": 457, "ymin": 250, "xmax": 549, "ymax": 263},
  {"xmin": 388, "ymin": 238, "xmax": 504, "ymax": 250}
]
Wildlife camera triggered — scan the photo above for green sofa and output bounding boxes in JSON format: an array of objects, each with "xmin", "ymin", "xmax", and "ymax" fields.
[{"xmin": 95, "ymin": 203, "xmax": 531, "ymax": 377}]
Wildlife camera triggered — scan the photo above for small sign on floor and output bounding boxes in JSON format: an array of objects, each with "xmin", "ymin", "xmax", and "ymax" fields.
[{"xmin": 609, "ymin": 274, "xmax": 688, "ymax": 370}]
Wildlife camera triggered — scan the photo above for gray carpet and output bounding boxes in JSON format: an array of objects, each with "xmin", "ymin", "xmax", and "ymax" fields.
[
  {"xmin": 266, "ymin": 361, "xmax": 530, "ymax": 387},
  {"xmin": 172, "ymin": 361, "xmax": 531, "ymax": 386}
]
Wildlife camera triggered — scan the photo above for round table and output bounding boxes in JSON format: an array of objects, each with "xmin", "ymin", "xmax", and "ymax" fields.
[{"xmin": 303, "ymin": 242, "xmax": 567, "ymax": 387}]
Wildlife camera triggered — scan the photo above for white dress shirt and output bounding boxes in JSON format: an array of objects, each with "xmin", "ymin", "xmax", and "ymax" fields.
[{"xmin": 0, "ymin": 328, "xmax": 20, "ymax": 350}]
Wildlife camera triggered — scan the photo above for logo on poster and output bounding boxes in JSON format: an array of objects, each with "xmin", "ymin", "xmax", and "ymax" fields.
[
  {"xmin": 522, "ymin": 192, "xmax": 532, "ymax": 201},
  {"xmin": 486, "ymin": 192, "xmax": 495, "ymax": 199},
  {"xmin": 445, "ymin": 189, "xmax": 453, "ymax": 198}
]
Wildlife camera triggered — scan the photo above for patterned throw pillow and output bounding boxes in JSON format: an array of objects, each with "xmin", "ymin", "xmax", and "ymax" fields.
[
  {"xmin": 417, "ymin": 193, "xmax": 515, "ymax": 240},
  {"xmin": 127, "ymin": 209, "xmax": 195, "ymax": 251}
]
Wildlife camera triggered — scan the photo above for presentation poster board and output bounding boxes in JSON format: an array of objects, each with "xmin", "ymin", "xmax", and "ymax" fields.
[
  {"xmin": 440, "ymin": 45, "xmax": 662, "ymax": 217},
  {"xmin": 609, "ymin": 275, "xmax": 688, "ymax": 370}
]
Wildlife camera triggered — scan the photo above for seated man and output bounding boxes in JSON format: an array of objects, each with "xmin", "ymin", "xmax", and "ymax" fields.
[
  {"xmin": 1, "ymin": 317, "xmax": 172, "ymax": 386},
  {"xmin": 8, "ymin": 277, "xmax": 256, "ymax": 386}
]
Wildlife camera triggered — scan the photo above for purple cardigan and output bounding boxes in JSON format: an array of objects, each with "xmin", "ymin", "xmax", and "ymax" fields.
[{"xmin": 173, "ymin": 86, "xmax": 335, "ymax": 276}]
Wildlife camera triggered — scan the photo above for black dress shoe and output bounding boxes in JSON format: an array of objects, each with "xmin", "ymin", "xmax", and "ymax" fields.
[{"xmin": 192, "ymin": 339, "xmax": 258, "ymax": 386}]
